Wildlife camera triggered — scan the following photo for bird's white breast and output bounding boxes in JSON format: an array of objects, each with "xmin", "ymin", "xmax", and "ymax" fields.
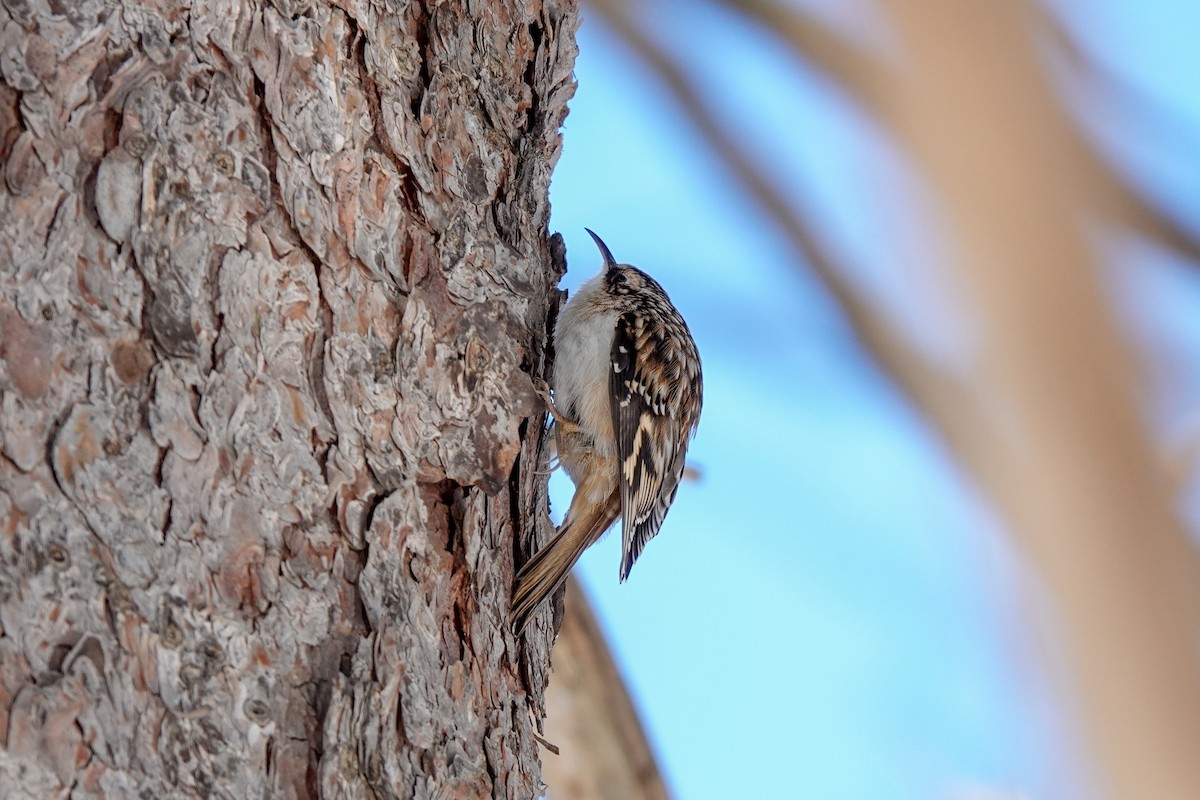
[{"xmin": 553, "ymin": 277, "xmax": 617, "ymax": 454}]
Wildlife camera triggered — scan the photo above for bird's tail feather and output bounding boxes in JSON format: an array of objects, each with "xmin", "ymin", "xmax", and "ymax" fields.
[{"xmin": 511, "ymin": 489, "xmax": 619, "ymax": 633}]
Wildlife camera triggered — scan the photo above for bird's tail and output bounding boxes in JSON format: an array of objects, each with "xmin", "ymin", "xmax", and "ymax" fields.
[{"xmin": 511, "ymin": 488, "xmax": 619, "ymax": 634}]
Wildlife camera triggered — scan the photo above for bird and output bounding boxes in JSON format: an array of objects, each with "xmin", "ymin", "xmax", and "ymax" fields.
[{"xmin": 511, "ymin": 229, "xmax": 703, "ymax": 633}]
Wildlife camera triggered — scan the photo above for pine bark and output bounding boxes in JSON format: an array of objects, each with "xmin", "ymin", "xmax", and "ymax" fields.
[{"xmin": 0, "ymin": 1, "xmax": 577, "ymax": 797}]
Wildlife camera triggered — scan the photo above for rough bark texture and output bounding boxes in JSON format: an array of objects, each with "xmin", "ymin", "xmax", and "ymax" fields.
[{"xmin": 0, "ymin": 1, "xmax": 578, "ymax": 797}]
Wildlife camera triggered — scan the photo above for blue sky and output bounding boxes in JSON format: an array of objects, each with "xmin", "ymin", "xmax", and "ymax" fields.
[{"xmin": 545, "ymin": 3, "xmax": 1200, "ymax": 799}]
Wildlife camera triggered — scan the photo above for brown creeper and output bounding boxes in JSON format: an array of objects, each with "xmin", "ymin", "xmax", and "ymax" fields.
[{"xmin": 511, "ymin": 229, "xmax": 703, "ymax": 633}]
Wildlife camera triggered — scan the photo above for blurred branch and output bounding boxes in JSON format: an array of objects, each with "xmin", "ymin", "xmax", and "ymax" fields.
[
  {"xmin": 540, "ymin": 579, "xmax": 671, "ymax": 800},
  {"xmin": 870, "ymin": 1, "xmax": 1200, "ymax": 798},
  {"xmin": 1095, "ymin": 157, "xmax": 1200, "ymax": 266},
  {"xmin": 1035, "ymin": 5, "xmax": 1200, "ymax": 266},
  {"xmin": 712, "ymin": 0, "xmax": 895, "ymax": 118},
  {"xmin": 721, "ymin": 0, "xmax": 1200, "ymax": 268},
  {"xmin": 587, "ymin": 0, "xmax": 1012, "ymax": 499},
  {"xmin": 591, "ymin": 0, "xmax": 1200, "ymax": 797}
]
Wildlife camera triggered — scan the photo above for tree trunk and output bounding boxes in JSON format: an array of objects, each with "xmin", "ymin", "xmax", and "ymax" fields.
[{"xmin": 0, "ymin": 1, "xmax": 578, "ymax": 797}]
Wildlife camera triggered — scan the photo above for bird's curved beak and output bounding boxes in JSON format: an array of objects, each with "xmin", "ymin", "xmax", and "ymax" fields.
[{"xmin": 585, "ymin": 228, "xmax": 617, "ymax": 268}]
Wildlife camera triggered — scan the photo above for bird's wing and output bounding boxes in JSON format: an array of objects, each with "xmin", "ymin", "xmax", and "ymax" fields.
[{"xmin": 610, "ymin": 312, "xmax": 686, "ymax": 581}]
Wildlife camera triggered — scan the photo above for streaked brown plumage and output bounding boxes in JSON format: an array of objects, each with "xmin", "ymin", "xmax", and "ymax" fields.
[{"xmin": 511, "ymin": 230, "xmax": 702, "ymax": 633}]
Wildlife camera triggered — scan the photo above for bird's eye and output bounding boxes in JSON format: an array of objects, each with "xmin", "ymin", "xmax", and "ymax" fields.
[{"xmin": 611, "ymin": 272, "xmax": 627, "ymax": 286}]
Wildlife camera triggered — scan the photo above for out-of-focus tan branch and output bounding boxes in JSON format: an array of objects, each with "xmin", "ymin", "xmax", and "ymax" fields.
[
  {"xmin": 870, "ymin": 2, "xmax": 1200, "ymax": 798},
  {"xmin": 587, "ymin": 0, "xmax": 1011, "ymax": 503},
  {"xmin": 712, "ymin": 0, "xmax": 895, "ymax": 117},
  {"xmin": 591, "ymin": 0, "xmax": 1200, "ymax": 797},
  {"xmin": 1094, "ymin": 157, "xmax": 1200, "ymax": 266},
  {"xmin": 724, "ymin": 0, "xmax": 1200, "ymax": 269},
  {"xmin": 1034, "ymin": 5, "xmax": 1200, "ymax": 266},
  {"xmin": 540, "ymin": 579, "xmax": 671, "ymax": 800}
]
